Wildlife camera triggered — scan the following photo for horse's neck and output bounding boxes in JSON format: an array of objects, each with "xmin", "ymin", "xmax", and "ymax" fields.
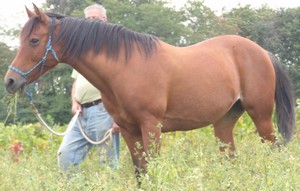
[{"xmin": 68, "ymin": 55, "xmax": 120, "ymax": 90}]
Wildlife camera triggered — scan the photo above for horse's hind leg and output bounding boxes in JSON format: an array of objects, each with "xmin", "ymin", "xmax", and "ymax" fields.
[
  {"xmin": 245, "ymin": 101, "xmax": 275, "ymax": 143},
  {"xmin": 213, "ymin": 100, "xmax": 245, "ymax": 154}
]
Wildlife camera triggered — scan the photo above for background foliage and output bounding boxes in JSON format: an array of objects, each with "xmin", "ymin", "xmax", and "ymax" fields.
[
  {"xmin": 0, "ymin": 111, "xmax": 299, "ymax": 190},
  {"xmin": 0, "ymin": 1, "xmax": 299, "ymax": 124}
]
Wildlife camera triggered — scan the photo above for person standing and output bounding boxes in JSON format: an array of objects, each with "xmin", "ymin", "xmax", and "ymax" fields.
[{"xmin": 58, "ymin": 4, "xmax": 120, "ymax": 174}]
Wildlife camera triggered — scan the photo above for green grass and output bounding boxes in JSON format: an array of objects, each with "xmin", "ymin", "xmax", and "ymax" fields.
[{"xmin": 0, "ymin": 114, "xmax": 299, "ymax": 190}]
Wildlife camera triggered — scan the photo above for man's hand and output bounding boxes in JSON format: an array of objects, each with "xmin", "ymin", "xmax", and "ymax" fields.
[
  {"xmin": 72, "ymin": 101, "xmax": 82, "ymax": 114},
  {"xmin": 111, "ymin": 123, "xmax": 120, "ymax": 134}
]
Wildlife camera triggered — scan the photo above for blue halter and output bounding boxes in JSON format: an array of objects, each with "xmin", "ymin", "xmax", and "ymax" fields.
[{"xmin": 8, "ymin": 17, "xmax": 60, "ymax": 81}]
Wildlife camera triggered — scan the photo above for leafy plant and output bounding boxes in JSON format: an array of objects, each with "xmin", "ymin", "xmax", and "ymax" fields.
[{"xmin": 0, "ymin": 106, "xmax": 299, "ymax": 190}]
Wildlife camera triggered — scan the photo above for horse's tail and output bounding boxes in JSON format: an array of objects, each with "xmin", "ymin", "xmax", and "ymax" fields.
[{"xmin": 268, "ymin": 52, "xmax": 296, "ymax": 142}]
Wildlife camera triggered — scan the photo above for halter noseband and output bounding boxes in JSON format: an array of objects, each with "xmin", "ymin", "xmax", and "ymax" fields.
[{"xmin": 8, "ymin": 17, "xmax": 60, "ymax": 81}]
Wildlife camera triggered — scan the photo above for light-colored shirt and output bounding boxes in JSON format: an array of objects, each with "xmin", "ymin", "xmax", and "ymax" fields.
[{"xmin": 71, "ymin": 70, "xmax": 101, "ymax": 104}]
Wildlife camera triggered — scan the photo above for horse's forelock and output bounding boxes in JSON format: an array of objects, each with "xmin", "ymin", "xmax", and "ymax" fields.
[
  {"xmin": 20, "ymin": 13, "xmax": 65, "ymax": 42},
  {"xmin": 20, "ymin": 17, "xmax": 39, "ymax": 41}
]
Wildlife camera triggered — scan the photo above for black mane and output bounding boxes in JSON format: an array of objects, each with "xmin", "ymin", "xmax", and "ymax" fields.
[{"xmin": 21, "ymin": 13, "xmax": 158, "ymax": 62}]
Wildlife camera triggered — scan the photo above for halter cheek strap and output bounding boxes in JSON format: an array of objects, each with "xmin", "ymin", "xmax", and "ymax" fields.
[{"xmin": 8, "ymin": 17, "xmax": 60, "ymax": 81}]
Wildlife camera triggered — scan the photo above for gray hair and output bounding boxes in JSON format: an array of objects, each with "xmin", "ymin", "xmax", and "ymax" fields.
[{"xmin": 84, "ymin": 4, "xmax": 107, "ymax": 17}]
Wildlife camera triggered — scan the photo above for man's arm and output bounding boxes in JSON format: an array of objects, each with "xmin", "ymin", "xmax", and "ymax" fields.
[{"xmin": 71, "ymin": 80, "xmax": 82, "ymax": 114}]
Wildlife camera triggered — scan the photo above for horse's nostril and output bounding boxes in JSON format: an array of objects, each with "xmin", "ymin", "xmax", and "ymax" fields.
[
  {"xmin": 4, "ymin": 76, "xmax": 27, "ymax": 94},
  {"xmin": 7, "ymin": 78, "xmax": 15, "ymax": 87},
  {"xmin": 4, "ymin": 77, "xmax": 17, "ymax": 94}
]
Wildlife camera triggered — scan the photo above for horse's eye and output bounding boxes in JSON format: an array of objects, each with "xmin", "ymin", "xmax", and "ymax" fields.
[{"xmin": 30, "ymin": 38, "xmax": 40, "ymax": 46}]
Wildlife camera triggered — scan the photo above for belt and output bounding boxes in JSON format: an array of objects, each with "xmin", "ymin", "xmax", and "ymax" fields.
[{"xmin": 81, "ymin": 99, "xmax": 102, "ymax": 108}]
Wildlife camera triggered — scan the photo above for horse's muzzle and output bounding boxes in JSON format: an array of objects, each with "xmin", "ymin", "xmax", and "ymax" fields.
[{"xmin": 4, "ymin": 75, "xmax": 26, "ymax": 94}]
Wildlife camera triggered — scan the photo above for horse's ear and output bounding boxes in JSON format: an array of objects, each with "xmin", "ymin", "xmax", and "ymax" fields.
[
  {"xmin": 32, "ymin": 3, "xmax": 49, "ymax": 23},
  {"xmin": 25, "ymin": 6, "xmax": 36, "ymax": 18}
]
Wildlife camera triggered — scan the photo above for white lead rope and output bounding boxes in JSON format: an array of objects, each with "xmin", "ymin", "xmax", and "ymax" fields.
[
  {"xmin": 30, "ymin": 102, "xmax": 74, "ymax": 136},
  {"xmin": 77, "ymin": 114, "xmax": 113, "ymax": 145},
  {"xmin": 31, "ymin": 102, "xmax": 112, "ymax": 144}
]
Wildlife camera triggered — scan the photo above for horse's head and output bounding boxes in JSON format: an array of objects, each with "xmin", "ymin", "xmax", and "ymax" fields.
[{"xmin": 4, "ymin": 4, "xmax": 60, "ymax": 94}]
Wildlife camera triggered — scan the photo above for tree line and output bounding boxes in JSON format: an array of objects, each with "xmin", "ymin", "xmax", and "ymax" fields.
[{"xmin": 0, "ymin": 0, "xmax": 299, "ymax": 124}]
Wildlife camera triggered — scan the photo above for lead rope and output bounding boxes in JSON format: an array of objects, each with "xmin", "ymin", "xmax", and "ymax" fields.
[
  {"xmin": 30, "ymin": 101, "xmax": 76, "ymax": 136},
  {"xmin": 30, "ymin": 100, "xmax": 112, "ymax": 144},
  {"xmin": 76, "ymin": 111, "xmax": 113, "ymax": 145}
]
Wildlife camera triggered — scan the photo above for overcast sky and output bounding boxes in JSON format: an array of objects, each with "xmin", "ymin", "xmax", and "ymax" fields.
[
  {"xmin": 1, "ymin": 0, "xmax": 299, "ymax": 27},
  {"xmin": 170, "ymin": 0, "xmax": 299, "ymax": 12}
]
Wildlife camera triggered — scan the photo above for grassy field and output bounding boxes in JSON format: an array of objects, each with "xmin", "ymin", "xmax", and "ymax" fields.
[{"xmin": 0, "ymin": 113, "xmax": 299, "ymax": 191}]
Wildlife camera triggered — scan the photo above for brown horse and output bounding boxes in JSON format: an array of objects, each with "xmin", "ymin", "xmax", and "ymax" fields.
[{"xmin": 4, "ymin": 5, "xmax": 295, "ymax": 177}]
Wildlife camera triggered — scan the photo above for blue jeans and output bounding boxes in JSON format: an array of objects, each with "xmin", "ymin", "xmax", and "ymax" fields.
[{"xmin": 57, "ymin": 102, "xmax": 120, "ymax": 173}]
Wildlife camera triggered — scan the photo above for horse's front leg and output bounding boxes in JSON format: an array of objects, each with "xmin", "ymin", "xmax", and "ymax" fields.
[
  {"xmin": 120, "ymin": 127, "xmax": 146, "ymax": 181},
  {"xmin": 140, "ymin": 120, "xmax": 162, "ymax": 157},
  {"xmin": 121, "ymin": 120, "xmax": 162, "ymax": 184}
]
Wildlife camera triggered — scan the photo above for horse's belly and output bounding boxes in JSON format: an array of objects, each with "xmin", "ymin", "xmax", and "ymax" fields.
[
  {"xmin": 161, "ymin": 93, "xmax": 238, "ymax": 132},
  {"xmin": 161, "ymin": 117, "xmax": 211, "ymax": 132}
]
